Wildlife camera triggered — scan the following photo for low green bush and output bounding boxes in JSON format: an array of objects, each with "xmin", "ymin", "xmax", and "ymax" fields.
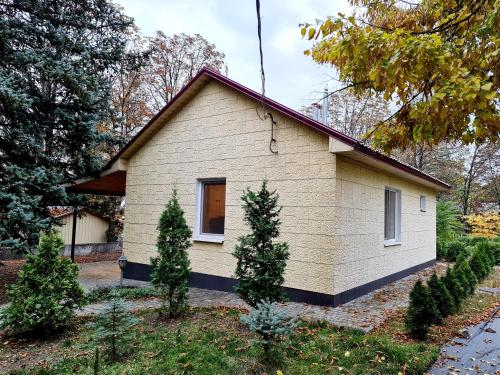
[
  {"xmin": 405, "ymin": 280, "xmax": 441, "ymax": 340},
  {"xmin": 407, "ymin": 242, "xmax": 495, "ymax": 341},
  {"xmin": 469, "ymin": 248, "xmax": 490, "ymax": 281},
  {"xmin": 454, "ymin": 257, "xmax": 477, "ymax": 296},
  {"xmin": 427, "ymin": 272, "xmax": 455, "ymax": 318},
  {"xmin": 445, "ymin": 241, "xmax": 468, "ymax": 262},
  {"xmin": 436, "ymin": 240, "xmax": 447, "ymax": 260},
  {"xmin": 240, "ymin": 299, "xmax": 296, "ymax": 354},
  {"xmin": 477, "ymin": 239, "xmax": 499, "ymax": 265},
  {"xmin": 443, "ymin": 267, "xmax": 465, "ymax": 307}
]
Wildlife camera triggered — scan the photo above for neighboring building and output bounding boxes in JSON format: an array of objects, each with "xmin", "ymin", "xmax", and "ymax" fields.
[
  {"xmin": 50, "ymin": 208, "xmax": 109, "ymax": 245},
  {"xmin": 68, "ymin": 68, "xmax": 450, "ymax": 307}
]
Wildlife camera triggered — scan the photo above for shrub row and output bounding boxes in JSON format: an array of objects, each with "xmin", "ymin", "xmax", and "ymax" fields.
[
  {"xmin": 437, "ymin": 236, "xmax": 499, "ymax": 263},
  {"xmin": 406, "ymin": 243, "xmax": 496, "ymax": 340}
]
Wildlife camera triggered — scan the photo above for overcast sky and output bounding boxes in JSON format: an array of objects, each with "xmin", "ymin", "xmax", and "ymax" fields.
[{"xmin": 114, "ymin": 0, "xmax": 352, "ymax": 110}]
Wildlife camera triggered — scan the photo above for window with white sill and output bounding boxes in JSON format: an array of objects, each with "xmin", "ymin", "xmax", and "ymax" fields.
[{"xmin": 195, "ymin": 179, "xmax": 226, "ymax": 242}]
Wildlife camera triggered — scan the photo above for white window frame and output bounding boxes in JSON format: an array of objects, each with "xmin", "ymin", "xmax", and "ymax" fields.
[
  {"xmin": 420, "ymin": 195, "xmax": 427, "ymax": 212},
  {"xmin": 384, "ymin": 187, "xmax": 401, "ymax": 247},
  {"xmin": 194, "ymin": 178, "xmax": 226, "ymax": 243}
]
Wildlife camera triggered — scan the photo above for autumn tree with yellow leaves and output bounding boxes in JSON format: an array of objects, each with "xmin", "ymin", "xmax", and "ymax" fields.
[{"xmin": 302, "ymin": 0, "xmax": 499, "ymax": 153}]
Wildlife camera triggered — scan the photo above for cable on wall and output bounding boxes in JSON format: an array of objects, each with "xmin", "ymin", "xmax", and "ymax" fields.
[{"xmin": 255, "ymin": 0, "xmax": 278, "ymax": 154}]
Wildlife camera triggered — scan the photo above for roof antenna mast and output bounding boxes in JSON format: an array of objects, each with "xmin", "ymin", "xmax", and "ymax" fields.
[{"xmin": 322, "ymin": 87, "xmax": 328, "ymax": 126}]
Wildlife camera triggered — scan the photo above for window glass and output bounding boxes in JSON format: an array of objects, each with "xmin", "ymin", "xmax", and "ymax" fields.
[
  {"xmin": 420, "ymin": 195, "xmax": 426, "ymax": 212},
  {"xmin": 384, "ymin": 189, "xmax": 397, "ymax": 240},
  {"xmin": 202, "ymin": 182, "xmax": 226, "ymax": 235}
]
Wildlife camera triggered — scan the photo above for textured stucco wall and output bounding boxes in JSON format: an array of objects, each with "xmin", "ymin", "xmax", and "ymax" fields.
[
  {"xmin": 332, "ymin": 155, "xmax": 437, "ymax": 294},
  {"xmin": 123, "ymin": 80, "xmax": 338, "ymax": 295}
]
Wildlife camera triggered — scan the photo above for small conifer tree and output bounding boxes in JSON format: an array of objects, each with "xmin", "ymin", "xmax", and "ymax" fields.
[
  {"xmin": 240, "ymin": 299, "xmax": 296, "ymax": 354},
  {"xmin": 89, "ymin": 292, "xmax": 139, "ymax": 361},
  {"xmin": 0, "ymin": 232, "xmax": 86, "ymax": 334},
  {"xmin": 233, "ymin": 181, "xmax": 290, "ymax": 306},
  {"xmin": 427, "ymin": 273, "xmax": 455, "ymax": 318},
  {"xmin": 454, "ymin": 260, "xmax": 477, "ymax": 296},
  {"xmin": 469, "ymin": 248, "xmax": 490, "ymax": 281},
  {"xmin": 443, "ymin": 267, "xmax": 466, "ymax": 306},
  {"xmin": 405, "ymin": 279, "xmax": 440, "ymax": 340},
  {"xmin": 477, "ymin": 241, "xmax": 498, "ymax": 266},
  {"xmin": 150, "ymin": 190, "xmax": 192, "ymax": 318},
  {"xmin": 445, "ymin": 241, "xmax": 467, "ymax": 262}
]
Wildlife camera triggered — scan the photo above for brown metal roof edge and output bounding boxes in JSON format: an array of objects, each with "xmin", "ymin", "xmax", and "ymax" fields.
[{"xmin": 103, "ymin": 67, "xmax": 451, "ymax": 190}]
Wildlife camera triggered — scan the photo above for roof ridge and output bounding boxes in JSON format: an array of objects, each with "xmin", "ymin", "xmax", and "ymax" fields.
[{"xmin": 103, "ymin": 67, "xmax": 450, "ymax": 190}]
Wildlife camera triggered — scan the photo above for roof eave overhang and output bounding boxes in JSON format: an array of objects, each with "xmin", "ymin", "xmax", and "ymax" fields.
[{"xmin": 329, "ymin": 137, "xmax": 450, "ymax": 192}]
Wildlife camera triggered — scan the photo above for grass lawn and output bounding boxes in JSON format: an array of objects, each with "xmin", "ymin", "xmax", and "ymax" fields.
[
  {"xmin": 6, "ymin": 307, "xmax": 438, "ymax": 375},
  {"xmin": 2, "ymin": 267, "xmax": 498, "ymax": 375}
]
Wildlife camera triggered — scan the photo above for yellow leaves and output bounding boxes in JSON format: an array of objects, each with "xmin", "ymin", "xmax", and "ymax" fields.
[
  {"xmin": 300, "ymin": 27, "xmax": 307, "ymax": 37},
  {"xmin": 344, "ymin": 351, "xmax": 350, "ymax": 357},
  {"xmin": 481, "ymin": 82, "xmax": 493, "ymax": 91},
  {"xmin": 301, "ymin": 1, "xmax": 498, "ymax": 150},
  {"xmin": 465, "ymin": 214, "xmax": 500, "ymax": 238},
  {"xmin": 484, "ymin": 91, "xmax": 496, "ymax": 100},
  {"xmin": 308, "ymin": 28, "xmax": 316, "ymax": 40},
  {"xmin": 277, "ymin": 370, "xmax": 284, "ymax": 375}
]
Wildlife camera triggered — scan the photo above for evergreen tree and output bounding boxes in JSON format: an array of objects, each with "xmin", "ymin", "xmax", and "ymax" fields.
[
  {"xmin": 0, "ymin": 0, "xmax": 135, "ymax": 253},
  {"xmin": 478, "ymin": 241, "xmax": 497, "ymax": 268},
  {"xmin": 150, "ymin": 190, "xmax": 192, "ymax": 318},
  {"xmin": 0, "ymin": 232, "xmax": 86, "ymax": 334},
  {"xmin": 427, "ymin": 273, "xmax": 455, "ymax": 318},
  {"xmin": 469, "ymin": 248, "xmax": 489, "ymax": 281},
  {"xmin": 443, "ymin": 267, "xmax": 465, "ymax": 307},
  {"xmin": 89, "ymin": 292, "xmax": 139, "ymax": 362},
  {"xmin": 405, "ymin": 279, "xmax": 440, "ymax": 340},
  {"xmin": 454, "ymin": 260, "xmax": 477, "ymax": 296},
  {"xmin": 445, "ymin": 241, "xmax": 467, "ymax": 262},
  {"xmin": 233, "ymin": 181, "xmax": 290, "ymax": 306}
]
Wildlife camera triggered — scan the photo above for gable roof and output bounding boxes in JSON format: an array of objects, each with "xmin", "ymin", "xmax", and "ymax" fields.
[
  {"xmin": 71, "ymin": 68, "xmax": 449, "ymax": 193},
  {"xmin": 50, "ymin": 207, "xmax": 110, "ymax": 221}
]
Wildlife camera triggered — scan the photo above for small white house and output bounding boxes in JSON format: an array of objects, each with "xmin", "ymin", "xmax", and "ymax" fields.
[{"xmin": 68, "ymin": 68, "xmax": 450, "ymax": 306}]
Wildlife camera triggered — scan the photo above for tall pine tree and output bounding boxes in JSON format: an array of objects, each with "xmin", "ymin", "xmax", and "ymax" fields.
[
  {"xmin": 150, "ymin": 190, "xmax": 192, "ymax": 318},
  {"xmin": 0, "ymin": 0, "xmax": 135, "ymax": 252},
  {"xmin": 233, "ymin": 180, "xmax": 290, "ymax": 306}
]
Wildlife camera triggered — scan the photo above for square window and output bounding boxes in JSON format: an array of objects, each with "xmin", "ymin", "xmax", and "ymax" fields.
[
  {"xmin": 195, "ymin": 179, "xmax": 226, "ymax": 242},
  {"xmin": 384, "ymin": 187, "xmax": 401, "ymax": 245},
  {"xmin": 420, "ymin": 195, "xmax": 427, "ymax": 212}
]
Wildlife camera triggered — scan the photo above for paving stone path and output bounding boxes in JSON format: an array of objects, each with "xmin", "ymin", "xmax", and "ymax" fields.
[
  {"xmin": 428, "ymin": 308, "xmax": 500, "ymax": 374},
  {"xmin": 78, "ymin": 261, "xmax": 447, "ymax": 332}
]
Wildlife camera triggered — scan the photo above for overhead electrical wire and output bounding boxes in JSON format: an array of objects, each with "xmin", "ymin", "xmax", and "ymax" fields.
[{"xmin": 255, "ymin": 0, "xmax": 278, "ymax": 154}]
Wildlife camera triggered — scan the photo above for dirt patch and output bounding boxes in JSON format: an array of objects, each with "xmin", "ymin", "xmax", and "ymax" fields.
[
  {"xmin": 0, "ymin": 321, "xmax": 87, "ymax": 374},
  {"xmin": 63, "ymin": 251, "xmax": 121, "ymax": 264}
]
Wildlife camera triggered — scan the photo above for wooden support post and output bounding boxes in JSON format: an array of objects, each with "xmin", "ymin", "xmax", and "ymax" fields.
[{"xmin": 70, "ymin": 207, "xmax": 77, "ymax": 262}]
